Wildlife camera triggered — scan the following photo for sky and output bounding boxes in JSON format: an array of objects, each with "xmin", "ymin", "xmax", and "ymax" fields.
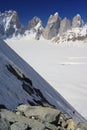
[{"xmin": 0, "ymin": 0, "xmax": 87, "ymax": 26}]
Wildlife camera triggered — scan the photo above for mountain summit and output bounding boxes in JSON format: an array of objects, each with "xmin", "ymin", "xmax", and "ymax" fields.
[
  {"xmin": 72, "ymin": 14, "xmax": 83, "ymax": 28},
  {"xmin": 42, "ymin": 12, "xmax": 61, "ymax": 39},
  {"xmin": 28, "ymin": 16, "xmax": 43, "ymax": 40},
  {"xmin": 0, "ymin": 10, "xmax": 25, "ymax": 38},
  {"xmin": 0, "ymin": 10, "xmax": 87, "ymax": 42}
]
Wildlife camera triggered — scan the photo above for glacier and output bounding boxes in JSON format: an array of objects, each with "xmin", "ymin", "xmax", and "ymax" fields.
[{"xmin": 6, "ymin": 36, "xmax": 87, "ymax": 120}]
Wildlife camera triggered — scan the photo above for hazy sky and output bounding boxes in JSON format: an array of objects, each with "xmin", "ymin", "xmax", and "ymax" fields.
[{"xmin": 0, "ymin": 0, "xmax": 87, "ymax": 26}]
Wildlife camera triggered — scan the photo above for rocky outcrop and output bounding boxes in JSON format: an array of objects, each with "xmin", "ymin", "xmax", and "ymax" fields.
[
  {"xmin": 5, "ymin": 64, "xmax": 53, "ymax": 108},
  {"xmin": 72, "ymin": 14, "xmax": 83, "ymax": 28},
  {"xmin": 53, "ymin": 26, "xmax": 87, "ymax": 43},
  {"xmin": 0, "ymin": 10, "xmax": 87, "ymax": 41},
  {"xmin": 28, "ymin": 16, "xmax": 41, "ymax": 30},
  {"xmin": 28, "ymin": 16, "xmax": 43, "ymax": 40},
  {"xmin": 0, "ymin": 105, "xmax": 87, "ymax": 130},
  {"xmin": 0, "ymin": 11, "xmax": 44, "ymax": 39},
  {"xmin": 59, "ymin": 17, "xmax": 71, "ymax": 35},
  {"xmin": 0, "ymin": 10, "xmax": 25, "ymax": 38},
  {"xmin": 0, "ymin": 117, "xmax": 10, "ymax": 130},
  {"xmin": 42, "ymin": 12, "xmax": 61, "ymax": 39},
  {"xmin": 35, "ymin": 28, "xmax": 43, "ymax": 40}
]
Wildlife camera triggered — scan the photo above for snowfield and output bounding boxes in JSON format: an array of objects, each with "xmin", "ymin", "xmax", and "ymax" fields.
[{"xmin": 6, "ymin": 36, "xmax": 87, "ymax": 119}]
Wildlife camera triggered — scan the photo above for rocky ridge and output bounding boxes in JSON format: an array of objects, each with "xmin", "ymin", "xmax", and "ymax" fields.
[
  {"xmin": 59, "ymin": 17, "xmax": 71, "ymax": 36},
  {"xmin": 42, "ymin": 12, "xmax": 61, "ymax": 39},
  {"xmin": 0, "ymin": 10, "xmax": 25, "ymax": 38},
  {"xmin": 53, "ymin": 26, "xmax": 87, "ymax": 43},
  {"xmin": 0, "ymin": 104, "xmax": 87, "ymax": 130},
  {"xmin": 0, "ymin": 10, "xmax": 87, "ymax": 42},
  {"xmin": 72, "ymin": 14, "xmax": 83, "ymax": 28},
  {"xmin": 28, "ymin": 16, "xmax": 43, "ymax": 40}
]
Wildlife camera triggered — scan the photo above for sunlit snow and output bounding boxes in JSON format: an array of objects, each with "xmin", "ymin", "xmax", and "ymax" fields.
[{"xmin": 6, "ymin": 36, "xmax": 87, "ymax": 119}]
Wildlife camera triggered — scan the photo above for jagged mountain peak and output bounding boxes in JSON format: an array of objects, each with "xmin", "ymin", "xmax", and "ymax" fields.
[
  {"xmin": 49, "ymin": 12, "xmax": 59, "ymax": 19},
  {"xmin": 63, "ymin": 17, "xmax": 69, "ymax": 20},
  {"xmin": 0, "ymin": 10, "xmax": 17, "ymax": 16},
  {"xmin": 42, "ymin": 12, "xmax": 61, "ymax": 39},
  {"xmin": 0, "ymin": 10, "xmax": 19, "ymax": 23},
  {"xmin": 72, "ymin": 14, "xmax": 83, "ymax": 28},
  {"xmin": 48, "ymin": 12, "xmax": 60, "ymax": 24},
  {"xmin": 0, "ymin": 10, "xmax": 87, "ymax": 41},
  {"xmin": 32, "ymin": 16, "xmax": 41, "ymax": 22},
  {"xmin": 27, "ymin": 16, "xmax": 43, "ymax": 40},
  {"xmin": 76, "ymin": 13, "xmax": 81, "ymax": 17},
  {"xmin": 28, "ymin": 16, "xmax": 42, "ymax": 30},
  {"xmin": 0, "ymin": 10, "xmax": 24, "ymax": 38},
  {"xmin": 54, "ymin": 12, "xmax": 59, "ymax": 16}
]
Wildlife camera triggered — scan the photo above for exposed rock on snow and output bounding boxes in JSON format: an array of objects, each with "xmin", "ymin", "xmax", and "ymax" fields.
[{"xmin": 3, "ymin": 62, "xmax": 53, "ymax": 108}]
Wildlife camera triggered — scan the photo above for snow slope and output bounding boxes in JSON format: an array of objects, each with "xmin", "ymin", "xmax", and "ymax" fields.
[
  {"xmin": 1, "ymin": 38, "xmax": 86, "ymax": 122},
  {"xmin": 6, "ymin": 36, "xmax": 87, "ymax": 120}
]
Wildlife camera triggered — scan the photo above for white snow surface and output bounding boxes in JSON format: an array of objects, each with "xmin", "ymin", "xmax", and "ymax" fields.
[
  {"xmin": 6, "ymin": 36, "xmax": 87, "ymax": 120},
  {"xmin": 1, "ymin": 38, "xmax": 86, "ymax": 123}
]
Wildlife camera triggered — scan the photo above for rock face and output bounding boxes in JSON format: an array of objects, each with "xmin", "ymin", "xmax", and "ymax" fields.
[
  {"xmin": 72, "ymin": 14, "xmax": 83, "ymax": 28},
  {"xmin": 42, "ymin": 12, "xmax": 61, "ymax": 39},
  {"xmin": 0, "ymin": 105, "xmax": 87, "ymax": 130},
  {"xmin": 0, "ymin": 10, "xmax": 86, "ymax": 41},
  {"xmin": 59, "ymin": 17, "xmax": 71, "ymax": 35},
  {"xmin": 28, "ymin": 16, "xmax": 41, "ymax": 30},
  {"xmin": 0, "ymin": 10, "xmax": 25, "ymax": 38},
  {"xmin": 0, "ymin": 117, "xmax": 10, "ymax": 130},
  {"xmin": 28, "ymin": 16, "xmax": 43, "ymax": 40},
  {"xmin": 53, "ymin": 26, "xmax": 87, "ymax": 43}
]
